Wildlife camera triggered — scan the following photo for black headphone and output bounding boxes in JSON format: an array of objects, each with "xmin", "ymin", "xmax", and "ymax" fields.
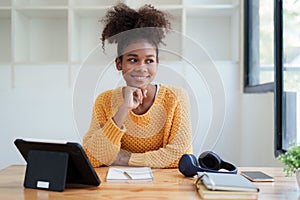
[{"xmin": 178, "ymin": 151, "xmax": 238, "ymax": 177}]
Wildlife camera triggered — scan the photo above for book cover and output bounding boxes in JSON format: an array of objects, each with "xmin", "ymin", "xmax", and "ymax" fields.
[
  {"xmin": 106, "ymin": 167, "xmax": 153, "ymax": 182},
  {"xmin": 195, "ymin": 182, "xmax": 258, "ymax": 199},
  {"xmin": 197, "ymin": 172, "xmax": 259, "ymax": 192}
]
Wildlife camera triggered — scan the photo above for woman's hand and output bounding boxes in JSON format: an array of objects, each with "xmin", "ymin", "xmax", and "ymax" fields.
[
  {"xmin": 123, "ymin": 86, "xmax": 147, "ymax": 110},
  {"xmin": 112, "ymin": 149, "xmax": 131, "ymax": 166},
  {"xmin": 112, "ymin": 86, "xmax": 147, "ymax": 128}
]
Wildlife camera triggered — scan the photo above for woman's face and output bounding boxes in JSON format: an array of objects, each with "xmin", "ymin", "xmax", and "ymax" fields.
[{"xmin": 116, "ymin": 40, "xmax": 158, "ymax": 89}]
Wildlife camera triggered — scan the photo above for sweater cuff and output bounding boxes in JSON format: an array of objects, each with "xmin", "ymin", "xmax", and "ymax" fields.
[
  {"xmin": 102, "ymin": 118, "xmax": 125, "ymax": 145},
  {"xmin": 128, "ymin": 153, "xmax": 146, "ymax": 166}
]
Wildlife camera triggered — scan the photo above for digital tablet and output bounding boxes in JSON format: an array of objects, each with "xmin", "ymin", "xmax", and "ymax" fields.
[
  {"xmin": 14, "ymin": 138, "xmax": 101, "ymax": 191},
  {"xmin": 241, "ymin": 171, "xmax": 274, "ymax": 182}
]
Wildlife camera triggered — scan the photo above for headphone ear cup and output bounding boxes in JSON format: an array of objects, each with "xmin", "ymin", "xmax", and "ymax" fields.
[
  {"xmin": 198, "ymin": 151, "xmax": 222, "ymax": 171},
  {"xmin": 178, "ymin": 154, "xmax": 202, "ymax": 177}
]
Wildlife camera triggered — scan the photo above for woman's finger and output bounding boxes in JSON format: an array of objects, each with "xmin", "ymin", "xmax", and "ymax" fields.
[
  {"xmin": 134, "ymin": 88, "xmax": 144, "ymax": 104},
  {"xmin": 142, "ymin": 89, "xmax": 147, "ymax": 98}
]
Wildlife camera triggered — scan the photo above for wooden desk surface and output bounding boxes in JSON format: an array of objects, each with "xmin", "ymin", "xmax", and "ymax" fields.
[{"xmin": 0, "ymin": 165, "xmax": 299, "ymax": 200}]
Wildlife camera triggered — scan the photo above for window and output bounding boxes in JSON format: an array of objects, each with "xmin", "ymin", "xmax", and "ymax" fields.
[
  {"xmin": 244, "ymin": 0, "xmax": 274, "ymax": 93},
  {"xmin": 281, "ymin": 0, "xmax": 300, "ymax": 151},
  {"xmin": 244, "ymin": 0, "xmax": 300, "ymax": 155}
]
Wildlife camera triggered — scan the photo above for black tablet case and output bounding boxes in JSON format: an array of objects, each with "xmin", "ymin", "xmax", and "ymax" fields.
[
  {"xmin": 14, "ymin": 139, "xmax": 101, "ymax": 192},
  {"xmin": 25, "ymin": 150, "xmax": 69, "ymax": 191}
]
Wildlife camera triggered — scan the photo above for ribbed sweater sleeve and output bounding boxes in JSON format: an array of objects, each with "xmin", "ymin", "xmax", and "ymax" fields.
[{"xmin": 83, "ymin": 90, "xmax": 125, "ymax": 167}]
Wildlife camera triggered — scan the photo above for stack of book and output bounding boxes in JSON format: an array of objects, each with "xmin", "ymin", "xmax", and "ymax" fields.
[{"xmin": 195, "ymin": 172, "xmax": 259, "ymax": 199}]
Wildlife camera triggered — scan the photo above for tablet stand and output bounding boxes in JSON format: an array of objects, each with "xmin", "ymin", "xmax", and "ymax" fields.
[{"xmin": 24, "ymin": 150, "xmax": 69, "ymax": 192}]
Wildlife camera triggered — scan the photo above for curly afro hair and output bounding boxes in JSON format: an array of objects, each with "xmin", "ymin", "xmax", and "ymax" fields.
[{"xmin": 100, "ymin": 3, "xmax": 172, "ymax": 57}]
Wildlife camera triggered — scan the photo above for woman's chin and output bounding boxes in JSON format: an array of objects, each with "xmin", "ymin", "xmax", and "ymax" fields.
[{"xmin": 128, "ymin": 82, "xmax": 149, "ymax": 89}]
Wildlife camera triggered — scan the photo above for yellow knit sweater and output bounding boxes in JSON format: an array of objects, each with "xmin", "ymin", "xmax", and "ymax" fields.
[{"xmin": 83, "ymin": 84, "xmax": 192, "ymax": 168}]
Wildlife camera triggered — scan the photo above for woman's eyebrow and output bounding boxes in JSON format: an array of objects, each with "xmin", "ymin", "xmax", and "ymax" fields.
[
  {"xmin": 126, "ymin": 54, "xmax": 156, "ymax": 58},
  {"xmin": 145, "ymin": 54, "xmax": 156, "ymax": 58},
  {"xmin": 126, "ymin": 54, "xmax": 138, "ymax": 57}
]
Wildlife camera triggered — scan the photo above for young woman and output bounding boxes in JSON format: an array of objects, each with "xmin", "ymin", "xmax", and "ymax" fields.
[{"xmin": 83, "ymin": 3, "xmax": 192, "ymax": 168}]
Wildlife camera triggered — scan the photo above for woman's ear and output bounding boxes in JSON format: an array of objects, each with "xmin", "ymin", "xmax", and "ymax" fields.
[{"xmin": 115, "ymin": 58, "xmax": 122, "ymax": 71}]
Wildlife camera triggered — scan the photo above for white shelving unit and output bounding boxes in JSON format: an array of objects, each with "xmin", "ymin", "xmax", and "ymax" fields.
[
  {"xmin": 0, "ymin": 0, "xmax": 240, "ymax": 87},
  {"xmin": 13, "ymin": 9, "xmax": 68, "ymax": 63},
  {"xmin": 69, "ymin": 0, "xmax": 115, "ymax": 7},
  {"xmin": 0, "ymin": 0, "xmax": 11, "ymax": 7},
  {"xmin": 70, "ymin": 8, "xmax": 106, "ymax": 64},
  {"xmin": 14, "ymin": 0, "xmax": 68, "ymax": 7},
  {"xmin": 0, "ymin": 9, "xmax": 11, "ymax": 64}
]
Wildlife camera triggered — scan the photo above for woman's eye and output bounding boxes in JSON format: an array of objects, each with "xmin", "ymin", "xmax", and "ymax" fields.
[
  {"xmin": 128, "ymin": 58, "xmax": 137, "ymax": 63},
  {"xmin": 146, "ymin": 59, "xmax": 154, "ymax": 64}
]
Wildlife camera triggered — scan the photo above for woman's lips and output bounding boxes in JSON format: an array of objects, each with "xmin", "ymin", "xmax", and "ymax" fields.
[{"xmin": 131, "ymin": 75, "xmax": 150, "ymax": 81}]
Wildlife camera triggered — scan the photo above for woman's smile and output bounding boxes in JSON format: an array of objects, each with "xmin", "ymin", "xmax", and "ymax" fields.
[{"xmin": 131, "ymin": 75, "xmax": 151, "ymax": 81}]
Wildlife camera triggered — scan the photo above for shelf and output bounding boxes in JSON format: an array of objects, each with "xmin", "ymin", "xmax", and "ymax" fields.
[
  {"xmin": 13, "ymin": 9, "xmax": 68, "ymax": 63},
  {"xmin": 69, "ymin": 0, "xmax": 119, "ymax": 7},
  {"xmin": 185, "ymin": 14, "xmax": 233, "ymax": 61},
  {"xmin": 0, "ymin": 9, "xmax": 11, "ymax": 64},
  {"xmin": 183, "ymin": 0, "xmax": 239, "ymax": 17},
  {"xmin": 70, "ymin": 8, "xmax": 105, "ymax": 64},
  {"xmin": 159, "ymin": 8, "xmax": 183, "ymax": 61},
  {"xmin": 14, "ymin": 8, "xmax": 68, "ymax": 17},
  {"xmin": 0, "ymin": 0, "xmax": 11, "ymax": 7},
  {"xmin": 126, "ymin": 0, "xmax": 182, "ymax": 8},
  {"xmin": 14, "ymin": 0, "xmax": 68, "ymax": 7},
  {"xmin": 183, "ymin": 0, "xmax": 236, "ymax": 6},
  {"xmin": 185, "ymin": 4, "xmax": 238, "ymax": 17}
]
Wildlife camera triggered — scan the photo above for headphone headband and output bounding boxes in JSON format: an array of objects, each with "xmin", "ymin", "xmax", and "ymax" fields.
[
  {"xmin": 221, "ymin": 160, "xmax": 237, "ymax": 173},
  {"xmin": 178, "ymin": 151, "xmax": 237, "ymax": 177}
]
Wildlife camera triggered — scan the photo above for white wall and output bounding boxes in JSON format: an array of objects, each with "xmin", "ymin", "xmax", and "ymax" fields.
[
  {"xmin": 0, "ymin": 60, "xmax": 282, "ymax": 170},
  {"xmin": 213, "ymin": 62, "xmax": 281, "ymax": 167},
  {"xmin": 0, "ymin": 64, "xmax": 80, "ymax": 169},
  {"xmin": 240, "ymin": 93, "xmax": 279, "ymax": 166}
]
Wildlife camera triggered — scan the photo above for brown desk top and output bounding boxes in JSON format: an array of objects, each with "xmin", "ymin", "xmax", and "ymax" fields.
[{"xmin": 0, "ymin": 165, "xmax": 299, "ymax": 199}]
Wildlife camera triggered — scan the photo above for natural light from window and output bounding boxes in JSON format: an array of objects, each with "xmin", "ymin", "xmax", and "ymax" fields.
[
  {"xmin": 259, "ymin": 0, "xmax": 274, "ymax": 84},
  {"xmin": 283, "ymin": 1, "xmax": 300, "ymax": 147}
]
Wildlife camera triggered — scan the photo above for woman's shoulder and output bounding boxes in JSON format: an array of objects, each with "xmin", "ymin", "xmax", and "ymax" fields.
[
  {"xmin": 96, "ymin": 89, "xmax": 113, "ymax": 99},
  {"xmin": 160, "ymin": 84, "xmax": 188, "ymax": 97},
  {"xmin": 159, "ymin": 84, "xmax": 189, "ymax": 102},
  {"xmin": 94, "ymin": 88, "xmax": 121, "ymax": 104}
]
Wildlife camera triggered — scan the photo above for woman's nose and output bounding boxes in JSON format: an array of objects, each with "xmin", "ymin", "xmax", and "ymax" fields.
[{"xmin": 135, "ymin": 64, "xmax": 147, "ymax": 72}]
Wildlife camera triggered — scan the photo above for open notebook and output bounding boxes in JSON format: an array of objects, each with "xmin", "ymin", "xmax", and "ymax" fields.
[{"xmin": 106, "ymin": 167, "xmax": 153, "ymax": 182}]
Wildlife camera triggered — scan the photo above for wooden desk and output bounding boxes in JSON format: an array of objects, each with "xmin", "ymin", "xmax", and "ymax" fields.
[{"xmin": 0, "ymin": 165, "xmax": 299, "ymax": 200}]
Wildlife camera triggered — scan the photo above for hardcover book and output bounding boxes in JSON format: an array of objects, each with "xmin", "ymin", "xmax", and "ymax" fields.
[
  {"xmin": 195, "ymin": 182, "xmax": 258, "ymax": 199},
  {"xmin": 195, "ymin": 172, "xmax": 259, "ymax": 199}
]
